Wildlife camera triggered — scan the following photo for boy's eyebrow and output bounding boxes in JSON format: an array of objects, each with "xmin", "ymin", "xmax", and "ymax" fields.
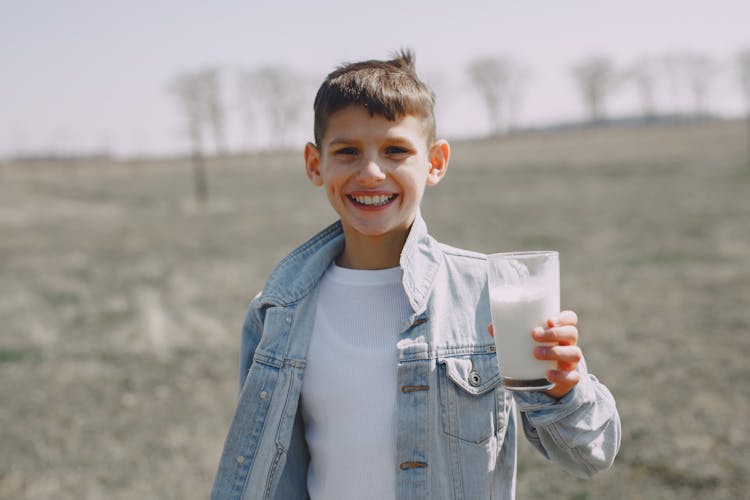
[
  {"xmin": 325, "ymin": 135, "xmax": 415, "ymax": 148},
  {"xmin": 325, "ymin": 137, "xmax": 357, "ymax": 148}
]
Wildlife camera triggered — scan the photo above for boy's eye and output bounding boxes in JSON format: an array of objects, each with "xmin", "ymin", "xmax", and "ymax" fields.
[
  {"xmin": 334, "ymin": 147, "xmax": 358, "ymax": 156},
  {"xmin": 386, "ymin": 146, "xmax": 411, "ymax": 155}
]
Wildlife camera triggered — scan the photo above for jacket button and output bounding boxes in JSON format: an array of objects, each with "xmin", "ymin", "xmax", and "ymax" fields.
[
  {"xmin": 259, "ymin": 390, "xmax": 268, "ymax": 399},
  {"xmin": 468, "ymin": 370, "xmax": 481, "ymax": 387},
  {"xmin": 236, "ymin": 455, "xmax": 245, "ymax": 464}
]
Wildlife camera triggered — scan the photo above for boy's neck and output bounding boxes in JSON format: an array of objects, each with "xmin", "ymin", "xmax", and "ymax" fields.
[{"xmin": 336, "ymin": 228, "xmax": 409, "ymax": 270}]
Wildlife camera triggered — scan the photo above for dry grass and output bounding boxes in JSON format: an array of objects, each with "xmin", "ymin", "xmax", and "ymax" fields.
[{"xmin": 1, "ymin": 120, "xmax": 748, "ymax": 499}]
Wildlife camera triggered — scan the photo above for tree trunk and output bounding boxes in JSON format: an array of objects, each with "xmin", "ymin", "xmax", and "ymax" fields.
[{"xmin": 192, "ymin": 152, "xmax": 208, "ymax": 203}]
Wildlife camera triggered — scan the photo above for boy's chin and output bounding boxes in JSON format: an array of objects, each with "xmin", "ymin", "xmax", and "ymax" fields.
[{"xmin": 343, "ymin": 218, "xmax": 415, "ymax": 240}]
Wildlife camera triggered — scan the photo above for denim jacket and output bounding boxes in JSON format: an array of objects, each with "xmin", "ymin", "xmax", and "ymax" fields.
[{"xmin": 211, "ymin": 214, "xmax": 621, "ymax": 500}]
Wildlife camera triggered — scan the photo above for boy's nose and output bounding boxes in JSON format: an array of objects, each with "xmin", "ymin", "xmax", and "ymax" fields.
[{"xmin": 356, "ymin": 159, "xmax": 386, "ymax": 184}]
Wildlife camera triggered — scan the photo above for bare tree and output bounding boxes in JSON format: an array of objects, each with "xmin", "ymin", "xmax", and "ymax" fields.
[
  {"xmin": 240, "ymin": 65, "xmax": 304, "ymax": 149},
  {"xmin": 170, "ymin": 68, "xmax": 226, "ymax": 202},
  {"xmin": 738, "ymin": 49, "xmax": 750, "ymax": 169},
  {"xmin": 201, "ymin": 69, "xmax": 227, "ymax": 155},
  {"xmin": 627, "ymin": 57, "xmax": 660, "ymax": 120},
  {"xmin": 571, "ymin": 56, "xmax": 618, "ymax": 124},
  {"xmin": 682, "ymin": 53, "xmax": 716, "ymax": 117},
  {"xmin": 658, "ymin": 52, "xmax": 717, "ymax": 119},
  {"xmin": 237, "ymin": 70, "xmax": 259, "ymax": 151},
  {"xmin": 740, "ymin": 50, "xmax": 750, "ymax": 104},
  {"xmin": 467, "ymin": 56, "xmax": 529, "ymax": 135},
  {"xmin": 660, "ymin": 53, "xmax": 688, "ymax": 114}
]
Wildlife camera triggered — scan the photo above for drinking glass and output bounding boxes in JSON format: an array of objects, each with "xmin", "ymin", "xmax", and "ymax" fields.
[{"xmin": 487, "ymin": 251, "xmax": 559, "ymax": 391}]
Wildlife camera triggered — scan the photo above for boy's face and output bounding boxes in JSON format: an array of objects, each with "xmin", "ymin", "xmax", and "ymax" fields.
[{"xmin": 304, "ymin": 106, "xmax": 449, "ymax": 249}]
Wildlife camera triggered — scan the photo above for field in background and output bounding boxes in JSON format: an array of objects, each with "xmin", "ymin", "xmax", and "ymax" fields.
[{"xmin": 1, "ymin": 120, "xmax": 748, "ymax": 499}]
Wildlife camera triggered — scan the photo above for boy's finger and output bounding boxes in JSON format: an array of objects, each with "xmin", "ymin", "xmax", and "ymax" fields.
[
  {"xmin": 487, "ymin": 323, "xmax": 494, "ymax": 337},
  {"xmin": 547, "ymin": 368, "xmax": 581, "ymax": 386},
  {"xmin": 547, "ymin": 310, "xmax": 578, "ymax": 327},
  {"xmin": 534, "ymin": 345, "xmax": 582, "ymax": 364},
  {"xmin": 532, "ymin": 325, "xmax": 578, "ymax": 345},
  {"xmin": 558, "ymin": 360, "xmax": 578, "ymax": 371}
]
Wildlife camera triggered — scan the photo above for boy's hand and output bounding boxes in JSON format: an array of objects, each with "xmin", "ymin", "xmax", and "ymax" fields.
[
  {"xmin": 488, "ymin": 310, "xmax": 582, "ymax": 399},
  {"xmin": 532, "ymin": 310, "xmax": 581, "ymax": 399}
]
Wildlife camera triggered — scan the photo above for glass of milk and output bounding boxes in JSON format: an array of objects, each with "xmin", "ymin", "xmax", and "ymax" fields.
[{"xmin": 487, "ymin": 251, "xmax": 559, "ymax": 391}]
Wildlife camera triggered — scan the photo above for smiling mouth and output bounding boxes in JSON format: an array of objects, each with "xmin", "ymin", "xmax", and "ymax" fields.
[{"xmin": 347, "ymin": 193, "xmax": 398, "ymax": 207}]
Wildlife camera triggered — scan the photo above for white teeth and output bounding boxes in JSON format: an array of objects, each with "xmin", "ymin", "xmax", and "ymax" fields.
[{"xmin": 352, "ymin": 194, "xmax": 394, "ymax": 206}]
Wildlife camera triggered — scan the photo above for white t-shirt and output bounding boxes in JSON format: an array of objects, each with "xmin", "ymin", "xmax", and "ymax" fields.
[{"xmin": 300, "ymin": 263, "xmax": 411, "ymax": 500}]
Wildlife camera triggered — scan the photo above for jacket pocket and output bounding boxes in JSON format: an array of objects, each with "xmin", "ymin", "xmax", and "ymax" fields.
[{"xmin": 438, "ymin": 353, "xmax": 507, "ymax": 444}]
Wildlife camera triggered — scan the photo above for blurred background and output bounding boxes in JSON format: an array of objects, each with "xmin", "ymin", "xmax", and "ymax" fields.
[{"xmin": 1, "ymin": 1, "xmax": 749, "ymax": 499}]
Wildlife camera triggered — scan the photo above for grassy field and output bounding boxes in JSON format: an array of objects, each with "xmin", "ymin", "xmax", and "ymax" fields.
[{"xmin": 1, "ymin": 120, "xmax": 748, "ymax": 499}]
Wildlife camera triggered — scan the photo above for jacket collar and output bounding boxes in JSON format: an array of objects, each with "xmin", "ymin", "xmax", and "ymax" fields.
[
  {"xmin": 258, "ymin": 211, "xmax": 441, "ymax": 315},
  {"xmin": 398, "ymin": 212, "xmax": 441, "ymax": 314},
  {"xmin": 259, "ymin": 220, "xmax": 345, "ymax": 307}
]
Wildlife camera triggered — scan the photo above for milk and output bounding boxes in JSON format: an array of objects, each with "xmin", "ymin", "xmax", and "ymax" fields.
[{"xmin": 489, "ymin": 286, "xmax": 558, "ymax": 380}]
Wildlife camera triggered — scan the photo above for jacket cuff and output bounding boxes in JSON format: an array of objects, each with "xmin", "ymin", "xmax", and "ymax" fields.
[{"xmin": 512, "ymin": 362, "xmax": 597, "ymax": 421}]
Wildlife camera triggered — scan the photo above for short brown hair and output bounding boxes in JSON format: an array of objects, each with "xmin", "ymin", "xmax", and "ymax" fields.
[{"xmin": 313, "ymin": 49, "xmax": 436, "ymax": 147}]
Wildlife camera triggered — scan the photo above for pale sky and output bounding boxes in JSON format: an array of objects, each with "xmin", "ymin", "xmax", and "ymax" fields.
[{"xmin": 2, "ymin": 0, "xmax": 748, "ymax": 158}]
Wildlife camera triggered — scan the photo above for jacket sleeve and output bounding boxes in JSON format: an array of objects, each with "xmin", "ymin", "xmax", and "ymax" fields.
[
  {"xmin": 238, "ymin": 292, "xmax": 265, "ymax": 394},
  {"xmin": 513, "ymin": 357, "xmax": 621, "ymax": 478}
]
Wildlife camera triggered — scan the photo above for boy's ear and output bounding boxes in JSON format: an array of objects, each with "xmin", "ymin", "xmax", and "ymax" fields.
[
  {"xmin": 426, "ymin": 139, "xmax": 450, "ymax": 187},
  {"xmin": 304, "ymin": 142, "xmax": 324, "ymax": 186}
]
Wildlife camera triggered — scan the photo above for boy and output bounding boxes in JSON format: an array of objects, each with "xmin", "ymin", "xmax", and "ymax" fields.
[{"xmin": 211, "ymin": 50, "xmax": 620, "ymax": 500}]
